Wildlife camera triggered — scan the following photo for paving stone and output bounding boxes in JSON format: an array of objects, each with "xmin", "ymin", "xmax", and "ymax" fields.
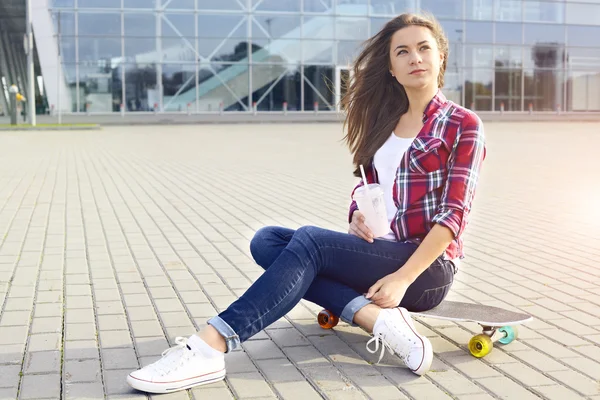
[
  {"xmin": 99, "ymin": 330, "xmax": 133, "ymax": 349},
  {"xmin": 547, "ymin": 368, "xmax": 600, "ymax": 395},
  {"xmin": 23, "ymin": 350, "xmax": 61, "ymax": 374},
  {"xmin": 255, "ymin": 358, "xmax": 305, "ymax": 382},
  {"xmin": 271, "ymin": 381, "xmax": 324, "ymax": 400},
  {"xmin": 133, "ymin": 336, "xmax": 170, "ymax": 357},
  {"xmin": 0, "ymin": 365, "xmax": 21, "ymax": 387},
  {"xmin": 227, "ymin": 372, "xmax": 277, "ymax": 398},
  {"xmin": 30, "ymin": 316, "xmax": 62, "ymax": 334},
  {"xmin": 0, "ymin": 326, "xmax": 28, "ymax": 345},
  {"xmin": 28, "ymin": 332, "xmax": 62, "ymax": 352},
  {"xmin": 63, "ymin": 381, "xmax": 105, "ymax": 399},
  {"xmin": 190, "ymin": 380, "xmax": 235, "ymax": 399},
  {"xmin": 532, "ymin": 385, "xmax": 587, "ymax": 400},
  {"xmin": 0, "ymin": 343, "xmax": 25, "ymax": 365},
  {"xmin": 20, "ymin": 374, "xmax": 61, "ymax": 399},
  {"xmin": 64, "ymin": 340, "xmax": 100, "ymax": 360},
  {"xmin": 242, "ymin": 339, "xmax": 287, "ymax": 360},
  {"xmin": 64, "ymin": 359, "xmax": 102, "ymax": 383},
  {"xmin": 101, "ymin": 348, "xmax": 139, "ymax": 370},
  {"xmin": 98, "ymin": 314, "xmax": 129, "ymax": 331},
  {"xmin": 0, "ymin": 387, "xmax": 18, "ymax": 399},
  {"xmin": 66, "ymin": 322, "xmax": 98, "ymax": 341}
]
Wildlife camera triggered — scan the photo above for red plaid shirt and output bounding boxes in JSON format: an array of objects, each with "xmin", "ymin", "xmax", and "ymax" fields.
[{"xmin": 348, "ymin": 91, "xmax": 486, "ymax": 260}]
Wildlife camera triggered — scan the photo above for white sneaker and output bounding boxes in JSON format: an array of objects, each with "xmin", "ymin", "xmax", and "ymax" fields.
[
  {"xmin": 366, "ymin": 307, "xmax": 433, "ymax": 375},
  {"xmin": 127, "ymin": 336, "xmax": 226, "ymax": 394}
]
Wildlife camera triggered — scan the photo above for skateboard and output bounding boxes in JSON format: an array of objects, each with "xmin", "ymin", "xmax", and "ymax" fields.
[{"xmin": 317, "ymin": 301, "xmax": 533, "ymax": 358}]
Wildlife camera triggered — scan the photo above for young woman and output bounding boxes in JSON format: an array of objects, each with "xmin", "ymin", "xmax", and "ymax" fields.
[{"xmin": 127, "ymin": 13, "xmax": 486, "ymax": 394}]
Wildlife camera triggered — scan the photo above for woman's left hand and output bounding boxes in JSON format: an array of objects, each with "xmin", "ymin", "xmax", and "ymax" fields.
[{"xmin": 366, "ymin": 273, "xmax": 412, "ymax": 309}]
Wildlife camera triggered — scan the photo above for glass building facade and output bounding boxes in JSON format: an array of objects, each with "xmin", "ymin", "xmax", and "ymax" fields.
[{"xmin": 34, "ymin": 0, "xmax": 600, "ymax": 114}]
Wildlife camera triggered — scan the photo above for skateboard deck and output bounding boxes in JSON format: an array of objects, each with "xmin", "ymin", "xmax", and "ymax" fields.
[
  {"xmin": 410, "ymin": 301, "xmax": 533, "ymax": 326},
  {"xmin": 317, "ymin": 301, "xmax": 533, "ymax": 358}
]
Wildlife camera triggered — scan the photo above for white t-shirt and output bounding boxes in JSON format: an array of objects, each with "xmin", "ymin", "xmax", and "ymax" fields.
[{"xmin": 373, "ymin": 132, "xmax": 415, "ymax": 240}]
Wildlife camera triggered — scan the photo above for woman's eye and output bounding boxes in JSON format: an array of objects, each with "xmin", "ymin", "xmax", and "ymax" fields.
[
  {"xmin": 420, "ymin": 45, "xmax": 430, "ymax": 51},
  {"xmin": 397, "ymin": 50, "xmax": 407, "ymax": 55}
]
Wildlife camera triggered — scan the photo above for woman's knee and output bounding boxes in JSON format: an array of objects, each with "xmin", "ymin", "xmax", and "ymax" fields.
[{"xmin": 250, "ymin": 226, "xmax": 286, "ymax": 269}]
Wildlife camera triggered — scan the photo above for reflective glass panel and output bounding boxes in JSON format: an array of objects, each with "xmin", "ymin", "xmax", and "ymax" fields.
[
  {"xmin": 124, "ymin": 14, "xmax": 156, "ymax": 37},
  {"xmin": 566, "ymin": 70, "xmax": 600, "ymax": 111},
  {"xmin": 495, "ymin": 0, "xmax": 522, "ymax": 21},
  {"xmin": 162, "ymin": 64, "xmax": 196, "ymax": 111},
  {"xmin": 524, "ymin": 24, "xmax": 564, "ymax": 45},
  {"xmin": 567, "ymin": 26, "xmax": 600, "ymax": 48},
  {"xmin": 163, "ymin": 14, "xmax": 195, "ymax": 38},
  {"xmin": 165, "ymin": 0, "xmax": 195, "ymax": 9},
  {"xmin": 52, "ymin": 11, "xmax": 75, "ymax": 36},
  {"xmin": 566, "ymin": 3, "xmax": 600, "ymax": 25},
  {"xmin": 495, "ymin": 46, "xmax": 523, "ymax": 68},
  {"xmin": 495, "ymin": 68, "xmax": 523, "ymax": 111},
  {"xmin": 303, "ymin": 16, "xmax": 335, "ymax": 39},
  {"xmin": 79, "ymin": 37, "xmax": 122, "ymax": 62},
  {"xmin": 465, "ymin": 22, "xmax": 492, "ymax": 43},
  {"xmin": 464, "ymin": 69, "xmax": 493, "ymax": 111},
  {"xmin": 303, "ymin": 65, "xmax": 334, "ymax": 110},
  {"xmin": 124, "ymin": 63, "xmax": 157, "ymax": 111},
  {"xmin": 336, "ymin": 18, "xmax": 369, "ymax": 40},
  {"xmin": 78, "ymin": 0, "xmax": 120, "ymax": 7},
  {"xmin": 523, "ymin": 1, "xmax": 564, "ymax": 23},
  {"xmin": 466, "ymin": 0, "xmax": 493, "ymax": 20},
  {"xmin": 465, "ymin": 45, "xmax": 493, "ymax": 68},
  {"xmin": 251, "ymin": 65, "xmax": 294, "ymax": 111},
  {"xmin": 370, "ymin": 0, "xmax": 417, "ymax": 15},
  {"xmin": 51, "ymin": 0, "xmax": 74, "ymax": 7},
  {"xmin": 253, "ymin": 15, "xmax": 302, "ymax": 39},
  {"xmin": 495, "ymin": 23, "xmax": 522, "ymax": 45},
  {"xmin": 439, "ymin": 20, "xmax": 464, "ymax": 42},
  {"xmin": 124, "ymin": 0, "xmax": 156, "ymax": 8},
  {"xmin": 524, "ymin": 68, "xmax": 563, "ymax": 111},
  {"xmin": 198, "ymin": 15, "xmax": 246, "ymax": 39},
  {"xmin": 79, "ymin": 64, "xmax": 122, "ymax": 113},
  {"xmin": 251, "ymin": 39, "xmax": 301, "ymax": 64},
  {"xmin": 524, "ymin": 44, "xmax": 564, "ymax": 69},
  {"xmin": 302, "ymin": 41, "xmax": 334, "ymax": 63},
  {"xmin": 203, "ymin": 63, "xmax": 249, "ymax": 111},
  {"xmin": 78, "ymin": 13, "xmax": 121, "ymax": 36},
  {"xmin": 420, "ymin": 0, "xmax": 463, "ymax": 19},
  {"xmin": 337, "ymin": 40, "xmax": 364, "ymax": 65},
  {"xmin": 336, "ymin": 0, "xmax": 369, "ymax": 15},
  {"xmin": 304, "ymin": 0, "xmax": 333, "ymax": 13},
  {"xmin": 197, "ymin": 0, "xmax": 246, "ymax": 11},
  {"xmin": 254, "ymin": 0, "xmax": 300, "ymax": 12}
]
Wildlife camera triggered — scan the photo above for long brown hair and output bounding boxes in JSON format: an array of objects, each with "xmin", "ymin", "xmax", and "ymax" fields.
[{"xmin": 342, "ymin": 13, "xmax": 449, "ymax": 177}]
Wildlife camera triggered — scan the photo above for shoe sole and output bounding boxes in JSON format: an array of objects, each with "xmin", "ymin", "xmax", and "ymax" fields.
[
  {"xmin": 398, "ymin": 308, "xmax": 433, "ymax": 376},
  {"xmin": 127, "ymin": 368, "xmax": 226, "ymax": 394}
]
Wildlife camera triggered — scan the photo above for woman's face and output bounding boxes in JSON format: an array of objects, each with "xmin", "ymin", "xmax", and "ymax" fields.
[{"xmin": 388, "ymin": 25, "xmax": 444, "ymax": 90}]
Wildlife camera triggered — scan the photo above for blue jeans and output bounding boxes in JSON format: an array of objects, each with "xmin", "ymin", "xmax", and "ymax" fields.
[{"xmin": 207, "ymin": 226, "xmax": 455, "ymax": 353}]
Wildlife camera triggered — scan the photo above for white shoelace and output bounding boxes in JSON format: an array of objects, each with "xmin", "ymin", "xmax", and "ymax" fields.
[
  {"xmin": 366, "ymin": 331, "xmax": 411, "ymax": 364},
  {"xmin": 152, "ymin": 337, "xmax": 191, "ymax": 376}
]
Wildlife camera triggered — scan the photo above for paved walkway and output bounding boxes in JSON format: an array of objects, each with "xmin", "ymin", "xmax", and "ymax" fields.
[{"xmin": 0, "ymin": 122, "xmax": 599, "ymax": 400}]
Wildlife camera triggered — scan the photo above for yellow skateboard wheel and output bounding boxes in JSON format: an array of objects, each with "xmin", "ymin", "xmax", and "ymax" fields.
[
  {"xmin": 317, "ymin": 309, "xmax": 339, "ymax": 329},
  {"xmin": 469, "ymin": 334, "xmax": 493, "ymax": 358}
]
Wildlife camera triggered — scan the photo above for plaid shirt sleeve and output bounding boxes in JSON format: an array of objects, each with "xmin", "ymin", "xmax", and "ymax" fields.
[{"xmin": 432, "ymin": 112, "xmax": 486, "ymax": 238}]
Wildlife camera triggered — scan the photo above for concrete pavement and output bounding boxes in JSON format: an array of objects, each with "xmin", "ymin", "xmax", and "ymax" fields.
[{"xmin": 0, "ymin": 122, "xmax": 599, "ymax": 399}]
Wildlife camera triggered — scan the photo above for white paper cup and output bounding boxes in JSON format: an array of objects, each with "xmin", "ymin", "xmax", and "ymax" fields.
[{"xmin": 352, "ymin": 183, "xmax": 389, "ymax": 238}]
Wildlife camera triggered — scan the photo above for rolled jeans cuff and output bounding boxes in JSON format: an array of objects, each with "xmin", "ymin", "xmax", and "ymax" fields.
[
  {"xmin": 340, "ymin": 295, "xmax": 372, "ymax": 326},
  {"xmin": 207, "ymin": 316, "xmax": 240, "ymax": 353}
]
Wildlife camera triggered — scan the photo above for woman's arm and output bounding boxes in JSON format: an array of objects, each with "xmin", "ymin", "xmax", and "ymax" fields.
[{"xmin": 391, "ymin": 224, "xmax": 454, "ymax": 282}]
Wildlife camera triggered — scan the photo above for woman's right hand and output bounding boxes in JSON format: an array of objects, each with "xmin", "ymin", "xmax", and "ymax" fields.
[{"xmin": 349, "ymin": 210, "xmax": 374, "ymax": 243}]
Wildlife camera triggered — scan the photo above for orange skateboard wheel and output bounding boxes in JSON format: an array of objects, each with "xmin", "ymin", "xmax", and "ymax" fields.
[{"xmin": 317, "ymin": 309, "xmax": 339, "ymax": 329}]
